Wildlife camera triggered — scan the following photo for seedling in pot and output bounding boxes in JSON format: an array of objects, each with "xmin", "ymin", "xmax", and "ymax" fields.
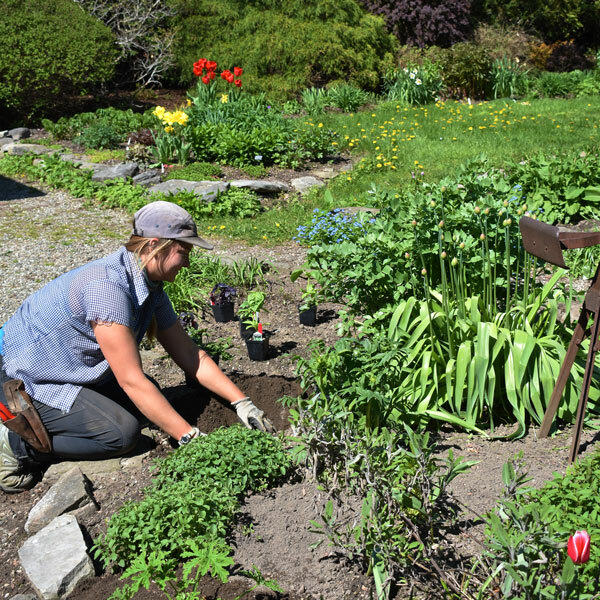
[
  {"xmin": 210, "ymin": 283, "xmax": 237, "ymax": 306},
  {"xmin": 210, "ymin": 283, "xmax": 237, "ymax": 322},
  {"xmin": 238, "ymin": 291, "xmax": 267, "ymax": 334}
]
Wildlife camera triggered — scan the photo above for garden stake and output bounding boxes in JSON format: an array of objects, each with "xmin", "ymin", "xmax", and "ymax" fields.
[{"xmin": 519, "ymin": 216, "xmax": 600, "ymax": 462}]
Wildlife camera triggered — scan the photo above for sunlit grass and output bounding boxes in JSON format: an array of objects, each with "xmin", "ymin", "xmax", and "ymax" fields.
[{"xmin": 313, "ymin": 96, "xmax": 600, "ymax": 204}]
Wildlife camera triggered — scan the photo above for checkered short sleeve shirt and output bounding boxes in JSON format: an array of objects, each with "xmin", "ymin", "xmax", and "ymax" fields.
[{"xmin": 0, "ymin": 247, "xmax": 177, "ymax": 411}]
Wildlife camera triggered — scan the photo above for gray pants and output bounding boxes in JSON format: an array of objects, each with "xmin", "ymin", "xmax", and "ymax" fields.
[{"xmin": 0, "ymin": 359, "xmax": 149, "ymax": 465}]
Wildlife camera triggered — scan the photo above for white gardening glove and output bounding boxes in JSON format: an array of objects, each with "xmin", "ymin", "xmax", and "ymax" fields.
[{"xmin": 232, "ymin": 397, "xmax": 275, "ymax": 433}]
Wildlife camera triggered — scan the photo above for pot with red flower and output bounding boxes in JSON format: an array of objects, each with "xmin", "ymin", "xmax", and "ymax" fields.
[
  {"xmin": 210, "ymin": 283, "xmax": 236, "ymax": 322},
  {"xmin": 237, "ymin": 291, "xmax": 266, "ymax": 339},
  {"xmin": 246, "ymin": 325, "xmax": 269, "ymax": 361}
]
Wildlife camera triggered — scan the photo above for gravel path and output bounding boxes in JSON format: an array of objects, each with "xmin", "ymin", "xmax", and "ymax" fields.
[{"xmin": 0, "ymin": 176, "xmax": 308, "ymax": 325}]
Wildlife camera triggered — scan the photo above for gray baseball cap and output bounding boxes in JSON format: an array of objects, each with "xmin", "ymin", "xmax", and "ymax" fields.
[{"xmin": 133, "ymin": 201, "xmax": 213, "ymax": 250}]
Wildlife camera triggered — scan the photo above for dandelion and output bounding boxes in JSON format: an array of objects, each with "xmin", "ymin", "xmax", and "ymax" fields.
[{"xmin": 220, "ymin": 225, "xmax": 226, "ymax": 229}]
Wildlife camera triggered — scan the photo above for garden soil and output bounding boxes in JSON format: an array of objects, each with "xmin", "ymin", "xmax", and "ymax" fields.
[{"xmin": 1, "ymin": 180, "xmax": 600, "ymax": 600}]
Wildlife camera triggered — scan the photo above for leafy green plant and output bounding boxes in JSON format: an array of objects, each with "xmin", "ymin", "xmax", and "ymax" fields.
[
  {"xmin": 43, "ymin": 107, "xmax": 155, "ymax": 142},
  {"xmin": 165, "ymin": 161, "xmax": 222, "ymax": 181},
  {"xmin": 507, "ymin": 148, "xmax": 600, "ymax": 224},
  {"xmin": 229, "ymin": 257, "xmax": 271, "ymax": 290},
  {"xmin": 237, "ymin": 291, "xmax": 266, "ymax": 331},
  {"xmin": 298, "ymin": 280, "xmax": 321, "ymax": 310},
  {"xmin": 383, "ymin": 61, "xmax": 444, "ymax": 105},
  {"xmin": 492, "ymin": 56, "xmax": 530, "ymax": 99},
  {"xmin": 78, "ymin": 122, "xmax": 124, "ymax": 150},
  {"xmin": 93, "ymin": 426, "xmax": 291, "ymax": 587},
  {"xmin": 301, "ymin": 87, "xmax": 330, "ymax": 116},
  {"xmin": 477, "ymin": 451, "xmax": 600, "ymax": 599},
  {"xmin": 327, "ymin": 84, "xmax": 371, "ymax": 112},
  {"xmin": 284, "ymin": 390, "xmax": 476, "ymax": 599}
]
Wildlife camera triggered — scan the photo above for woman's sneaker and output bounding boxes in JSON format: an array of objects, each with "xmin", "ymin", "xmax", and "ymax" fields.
[{"xmin": 0, "ymin": 423, "xmax": 36, "ymax": 493}]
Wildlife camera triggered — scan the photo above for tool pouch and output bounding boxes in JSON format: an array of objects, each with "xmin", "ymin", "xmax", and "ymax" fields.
[{"xmin": 2, "ymin": 379, "xmax": 52, "ymax": 453}]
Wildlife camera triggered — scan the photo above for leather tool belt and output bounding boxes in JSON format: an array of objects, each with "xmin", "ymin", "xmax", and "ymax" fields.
[{"xmin": 2, "ymin": 379, "xmax": 52, "ymax": 453}]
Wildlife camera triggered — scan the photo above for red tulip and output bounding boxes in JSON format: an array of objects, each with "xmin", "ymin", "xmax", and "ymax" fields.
[
  {"xmin": 568, "ymin": 531, "xmax": 590, "ymax": 564},
  {"xmin": 207, "ymin": 70, "xmax": 216, "ymax": 81},
  {"xmin": 201, "ymin": 75, "xmax": 210, "ymax": 85},
  {"xmin": 226, "ymin": 73, "xmax": 234, "ymax": 83},
  {"xmin": 221, "ymin": 70, "xmax": 232, "ymax": 80},
  {"xmin": 206, "ymin": 60, "xmax": 217, "ymax": 72},
  {"xmin": 233, "ymin": 66, "xmax": 243, "ymax": 77},
  {"xmin": 234, "ymin": 79, "xmax": 242, "ymax": 88},
  {"xmin": 193, "ymin": 58, "xmax": 207, "ymax": 76}
]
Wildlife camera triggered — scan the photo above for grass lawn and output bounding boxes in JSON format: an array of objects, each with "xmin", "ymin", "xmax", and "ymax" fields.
[{"xmin": 207, "ymin": 96, "xmax": 600, "ymax": 245}]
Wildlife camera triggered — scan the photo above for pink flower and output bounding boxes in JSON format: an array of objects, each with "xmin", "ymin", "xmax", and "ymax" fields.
[{"xmin": 568, "ymin": 531, "xmax": 590, "ymax": 564}]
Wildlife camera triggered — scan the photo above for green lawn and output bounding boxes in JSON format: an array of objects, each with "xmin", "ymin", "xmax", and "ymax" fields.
[{"xmin": 210, "ymin": 96, "xmax": 600, "ymax": 245}]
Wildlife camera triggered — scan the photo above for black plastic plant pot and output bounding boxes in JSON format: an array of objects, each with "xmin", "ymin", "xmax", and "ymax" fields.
[
  {"xmin": 299, "ymin": 305, "xmax": 317, "ymax": 326},
  {"xmin": 212, "ymin": 302, "xmax": 234, "ymax": 323},
  {"xmin": 239, "ymin": 320, "xmax": 255, "ymax": 340},
  {"xmin": 246, "ymin": 337, "xmax": 269, "ymax": 361}
]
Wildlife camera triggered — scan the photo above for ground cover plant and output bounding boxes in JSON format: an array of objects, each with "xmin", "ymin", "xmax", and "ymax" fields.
[{"xmin": 93, "ymin": 425, "xmax": 291, "ymax": 599}]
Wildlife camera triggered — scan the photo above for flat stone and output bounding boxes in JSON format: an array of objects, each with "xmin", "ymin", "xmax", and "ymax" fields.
[
  {"xmin": 311, "ymin": 167, "xmax": 336, "ymax": 179},
  {"xmin": 148, "ymin": 179, "xmax": 229, "ymax": 202},
  {"xmin": 229, "ymin": 179, "xmax": 290, "ymax": 194},
  {"xmin": 2, "ymin": 143, "xmax": 52, "ymax": 155},
  {"xmin": 10, "ymin": 595, "xmax": 37, "ymax": 600},
  {"xmin": 25, "ymin": 466, "xmax": 92, "ymax": 534},
  {"xmin": 19, "ymin": 514, "xmax": 94, "ymax": 599},
  {"xmin": 8, "ymin": 127, "xmax": 30, "ymax": 140},
  {"xmin": 0, "ymin": 137, "xmax": 13, "ymax": 147},
  {"xmin": 43, "ymin": 457, "xmax": 123, "ymax": 482},
  {"xmin": 290, "ymin": 176, "xmax": 325, "ymax": 195},
  {"xmin": 132, "ymin": 169, "xmax": 162, "ymax": 187},
  {"xmin": 91, "ymin": 162, "xmax": 139, "ymax": 182}
]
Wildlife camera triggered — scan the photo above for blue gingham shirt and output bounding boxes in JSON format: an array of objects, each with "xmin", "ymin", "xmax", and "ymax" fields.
[{"xmin": 0, "ymin": 247, "xmax": 177, "ymax": 411}]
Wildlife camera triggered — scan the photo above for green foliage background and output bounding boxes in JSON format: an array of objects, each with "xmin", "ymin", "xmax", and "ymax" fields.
[
  {"xmin": 0, "ymin": 0, "xmax": 117, "ymax": 123},
  {"xmin": 169, "ymin": 0, "xmax": 397, "ymax": 100}
]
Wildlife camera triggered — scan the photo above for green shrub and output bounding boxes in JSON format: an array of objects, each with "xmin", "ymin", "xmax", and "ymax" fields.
[
  {"xmin": 170, "ymin": 0, "xmax": 396, "ymax": 101},
  {"xmin": 0, "ymin": 0, "xmax": 117, "ymax": 124},
  {"xmin": 473, "ymin": 0, "xmax": 600, "ymax": 47},
  {"xmin": 78, "ymin": 123, "xmax": 123, "ymax": 150},
  {"xmin": 326, "ymin": 83, "xmax": 371, "ymax": 112},
  {"xmin": 439, "ymin": 42, "xmax": 494, "ymax": 99}
]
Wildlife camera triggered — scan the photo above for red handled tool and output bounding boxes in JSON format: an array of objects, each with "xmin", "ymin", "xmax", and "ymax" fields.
[{"xmin": 0, "ymin": 402, "xmax": 15, "ymax": 422}]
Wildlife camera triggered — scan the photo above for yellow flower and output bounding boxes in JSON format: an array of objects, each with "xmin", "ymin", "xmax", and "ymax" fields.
[
  {"xmin": 186, "ymin": 98, "xmax": 192, "ymax": 107},
  {"xmin": 318, "ymin": 123, "xmax": 323, "ymax": 128},
  {"xmin": 164, "ymin": 126, "xmax": 174, "ymax": 133},
  {"xmin": 220, "ymin": 94, "xmax": 229, "ymax": 104},
  {"xmin": 275, "ymin": 223, "xmax": 280, "ymax": 227},
  {"xmin": 220, "ymin": 225, "xmax": 226, "ymax": 229},
  {"xmin": 153, "ymin": 106, "xmax": 166, "ymax": 119}
]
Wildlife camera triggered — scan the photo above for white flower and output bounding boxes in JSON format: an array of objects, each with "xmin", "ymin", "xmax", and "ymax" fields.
[
  {"xmin": 409, "ymin": 72, "xmax": 416, "ymax": 80},
  {"xmin": 415, "ymin": 78, "xmax": 422, "ymax": 85}
]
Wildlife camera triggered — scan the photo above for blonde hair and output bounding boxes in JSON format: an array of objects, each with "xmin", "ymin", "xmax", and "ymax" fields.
[{"xmin": 124, "ymin": 234, "xmax": 175, "ymax": 341}]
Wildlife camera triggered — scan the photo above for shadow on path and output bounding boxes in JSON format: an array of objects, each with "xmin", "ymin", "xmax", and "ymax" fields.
[{"xmin": 0, "ymin": 174, "xmax": 45, "ymax": 202}]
